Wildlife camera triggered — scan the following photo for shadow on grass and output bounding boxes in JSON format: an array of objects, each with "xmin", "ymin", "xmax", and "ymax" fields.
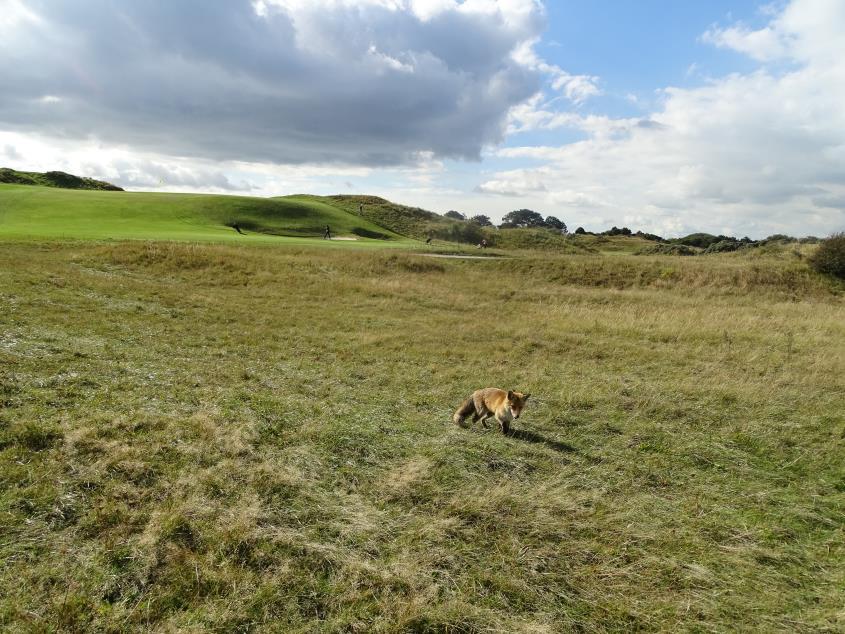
[
  {"xmin": 508, "ymin": 428, "xmax": 578, "ymax": 453},
  {"xmin": 508, "ymin": 429, "xmax": 603, "ymax": 464}
]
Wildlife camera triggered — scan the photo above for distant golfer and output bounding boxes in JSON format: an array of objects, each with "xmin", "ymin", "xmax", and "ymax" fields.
[
  {"xmin": 358, "ymin": 203, "xmax": 363, "ymax": 214},
  {"xmin": 324, "ymin": 225, "xmax": 331, "ymax": 240}
]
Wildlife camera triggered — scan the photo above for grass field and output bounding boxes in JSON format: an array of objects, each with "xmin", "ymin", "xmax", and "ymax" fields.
[
  {"xmin": 1, "ymin": 239, "xmax": 843, "ymax": 632},
  {"xmin": 0, "ymin": 185, "xmax": 412, "ymax": 246}
]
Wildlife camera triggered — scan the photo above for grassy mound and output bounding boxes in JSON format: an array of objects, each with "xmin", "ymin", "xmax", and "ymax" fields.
[
  {"xmin": 0, "ymin": 186, "xmax": 407, "ymax": 244},
  {"xmin": 488, "ymin": 227, "xmax": 593, "ymax": 252},
  {"xmin": 0, "ymin": 167, "xmax": 123, "ymax": 191},
  {"xmin": 568, "ymin": 233, "xmax": 660, "ymax": 255},
  {"xmin": 323, "ymin": 194, "xmax": 446, "ymax": 239}
]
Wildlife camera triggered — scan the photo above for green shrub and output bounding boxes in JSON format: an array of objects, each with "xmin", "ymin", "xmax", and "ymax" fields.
[
  {"xmin": 809, "ymin": 232, "xmax": 845, "ymax": 279},
  {"xmin": 429, "ymin": 220, "xmax": 484, "ymax": 245},
  {"xmin": 704, "ymin": 240, "xmax": 742, "ymax": 254},
  {"xmin": 673, "ymin": 233, "xmax": 721, "ymax": 248},
  {"xmin": 635, "ymin": 243, "xmax": 696, "ymax": 256}
]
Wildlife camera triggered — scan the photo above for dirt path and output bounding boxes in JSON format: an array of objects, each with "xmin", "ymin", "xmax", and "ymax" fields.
[{"xmin": 420, "ymin": 253, "xmax": 502, "ymax": 259}]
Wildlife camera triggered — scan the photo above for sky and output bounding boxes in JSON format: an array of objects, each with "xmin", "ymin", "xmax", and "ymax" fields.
[{"xmin": 1, "ymin": 0, "xmax": 843, "ymax": 238}]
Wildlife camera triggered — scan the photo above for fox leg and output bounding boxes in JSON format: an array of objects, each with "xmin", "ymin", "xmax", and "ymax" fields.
[
  {"xmin": 479, "ymin": 411, "xmax": 492, "ymax": 429},
  {"xmin": 497, "ymin": 416, "xmax": 510, "ymax": 435}
]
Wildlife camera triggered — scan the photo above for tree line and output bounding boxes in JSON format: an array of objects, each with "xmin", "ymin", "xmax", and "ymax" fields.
[
  {"xmin": 443, "ymin": 208, "xmax": 825, "ymax": 250},
  {"xmin": 444, "ymin": 209, "xmax": 567, "ymax": 233}
]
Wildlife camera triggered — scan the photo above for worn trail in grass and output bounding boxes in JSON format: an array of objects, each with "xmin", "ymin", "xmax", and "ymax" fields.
[{"xmin": 1, "ymin": 242, "xmax": 843, "ymax": 631}]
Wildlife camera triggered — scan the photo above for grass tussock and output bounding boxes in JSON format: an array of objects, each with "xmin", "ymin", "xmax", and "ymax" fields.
[
  {"xmin": 492, "ymin": 252, "xmax": 837, "ymax": 298},
  {"xmin": 0, "ymin": 241, "xmax": 843, "ymax": 632}
]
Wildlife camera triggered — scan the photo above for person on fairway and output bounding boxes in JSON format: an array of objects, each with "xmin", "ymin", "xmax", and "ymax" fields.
[{"xmin": 324, "ymin": 224, "xmax": 331, "ymax": 240}]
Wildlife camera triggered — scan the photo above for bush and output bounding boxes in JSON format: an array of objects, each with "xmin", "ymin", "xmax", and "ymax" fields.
[
  {"xmin": 809, "ymin": 232, "xmax": 845, "ymax": 279},
  {"xmin": 634, "ymin": 231, "xmax": 665, "ymax": 242},
  {"xmin": 762, "ymin": 234, "xmax": 796, "ymax": 244},
  {"xmin": 429, "ymin": 220, "xmax": 484, "ymax": 245},
  {"xmin": 500, "ymin": 209, "xmax": 545, "ymax": 228},
  {"xmin": 469, "ymin": 214, "xmax": 492, "ymax": 227},
  {"xmin": 635, "ymin": 243, "xmax": 696, "ymax": 256},
  {"xmin": 704, "ymin": 240, "xmax": 742, "ymax": 254},
  {"xmin": 674, "ymin": 233, "xmax": 723, "ymax": 248}
]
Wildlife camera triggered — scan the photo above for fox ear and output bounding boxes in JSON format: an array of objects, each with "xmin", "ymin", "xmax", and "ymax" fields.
[
  {"xmin": 524, "ymin": 393, "xmax": 531, "ymax": 400},
  {"xmin": 507, "ymin": 390, "xmax": 514, "ymax": 399}
]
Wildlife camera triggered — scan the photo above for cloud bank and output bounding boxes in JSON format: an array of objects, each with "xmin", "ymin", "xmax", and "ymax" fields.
[{"xmin": 0, "ymin": 0, "xmax": 546, "ymax": 165}]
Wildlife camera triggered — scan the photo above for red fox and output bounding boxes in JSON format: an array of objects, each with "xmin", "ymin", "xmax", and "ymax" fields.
[{"xmin": 452, "ymin": 388, "xmax": 530, "ymax": 434}]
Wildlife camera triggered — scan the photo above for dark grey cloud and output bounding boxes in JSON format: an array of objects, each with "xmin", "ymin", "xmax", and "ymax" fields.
[
  {"xmin": 812, "ymin": 194, "xmax": 845, "ymax": 210},
  {"xmin": 0, "ymin": 1, "xmax": 544, "ymax": 166}
]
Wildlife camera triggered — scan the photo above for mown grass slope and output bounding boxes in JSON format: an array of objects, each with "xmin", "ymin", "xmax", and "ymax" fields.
[
  {"xmin": 1, "ymin": 241, "xmax": 842, "ymax": 632},
  {"xmin": 0, "ymin": 185, "xmax": 408, "ymax": 245}
]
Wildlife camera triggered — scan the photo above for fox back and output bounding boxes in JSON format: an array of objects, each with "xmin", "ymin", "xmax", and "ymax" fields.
[
  {"xmin": 476, "ymin": 388, "xmax": 529, "ymax": 419},
  {"xmin": 453, "ymin": 388, "xmax": 531, "ymax": 433}
]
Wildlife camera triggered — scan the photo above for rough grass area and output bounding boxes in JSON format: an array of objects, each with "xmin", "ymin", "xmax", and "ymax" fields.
[
  {"xmin": 486, "ymin": 228, "xmax": 592, "ymax": 253},
  {"xmin": 1, "ymin": 242, "xmax": 843, "ymax": 632},
  {"xmin": 324, "ymin": 195, "xmax": 444, "ymax": 240}
]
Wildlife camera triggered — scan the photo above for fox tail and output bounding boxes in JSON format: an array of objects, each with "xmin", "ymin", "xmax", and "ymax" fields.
[{"xmin": 452, "ymin": 397, "xmax": 475, "ymax": 427}]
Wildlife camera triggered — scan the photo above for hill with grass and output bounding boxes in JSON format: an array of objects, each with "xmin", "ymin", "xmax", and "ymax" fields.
[
  {"xmin": 323, "ymin": 195, "xmax": 601, "ymax": 251},
  {"xmin": 324, "ymin": 194, "xmax": 444, "ymax": 239},
  {"xmin": 0, "ymin": 185, "xmax": 407, "ymax": 244},
  {"xmin": 0, "ymin": 167, "xmax": 123, "ymax": 191},
  {"xmin": 0, "ymin": 184, "xmax": 591, "ymax": 251}
]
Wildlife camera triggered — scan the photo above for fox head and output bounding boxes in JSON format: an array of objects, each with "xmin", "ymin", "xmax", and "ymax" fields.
[{"xmin": 506, "ymin": 390, "xmax": 530, "ymax": 419}]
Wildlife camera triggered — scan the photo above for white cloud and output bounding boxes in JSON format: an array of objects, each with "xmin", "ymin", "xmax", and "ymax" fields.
[
  {"xmin": 550, "ymin": 72, "xmax": 601, "ymax": 104},
  {"xmin": 701, "ymin": 25, "xmax": 788, "ymax": 62},
  {"xmin": 481, "ymin": 0, "xmax": 845, "ymax": 237},
  {"xmin": 0, "ymin": 0, "xmax": 41, "ymax": 33},
  {"xmin": 511, "ymin": 37, "xmax": 601, "ymax": 107},
  {"xmin": 704, "ymin": 0, "xmax": 845, "ymax": 65},
  {"xmin": 475, "ymin": 169, "xmax": 548, "ymax": 196}
]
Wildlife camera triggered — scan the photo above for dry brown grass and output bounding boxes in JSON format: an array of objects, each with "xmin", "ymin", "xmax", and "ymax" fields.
[{"xmin": 0, "ymin": 241, "xmax": 843, "ymax": 632}]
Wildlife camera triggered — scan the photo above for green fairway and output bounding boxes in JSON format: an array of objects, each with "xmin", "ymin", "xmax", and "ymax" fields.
[{"xmin": 0, "ymin": 185, "xmax": 413, "ymax": 246}]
